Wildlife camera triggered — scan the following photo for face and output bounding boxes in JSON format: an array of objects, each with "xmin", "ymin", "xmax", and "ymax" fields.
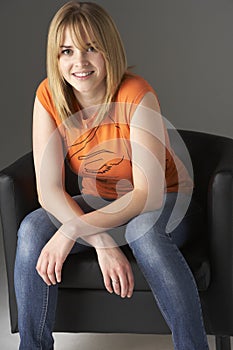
[{"xmin": 59, "ymin": 27, "xmax": 107, "ymax": 107}]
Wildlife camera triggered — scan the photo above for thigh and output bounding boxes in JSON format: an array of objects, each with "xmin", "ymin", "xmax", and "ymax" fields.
[
  {"xmin": 163, "ymin": 192, "xmax": 204, "ymax": 248},
  {"xmin": 125, "ymin": 192, "xmax": 203, "ymax": 248},
  {"xmin": 17, "ymin": 207, "xmax": 58, "ymax": 259},
  {"xmin": 17, "ymin": 194, "xmax": 114, "ymax": 255}
]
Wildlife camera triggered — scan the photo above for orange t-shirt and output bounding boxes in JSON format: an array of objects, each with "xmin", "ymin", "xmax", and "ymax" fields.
[{"xmin": 36, "ymin": 74, "xmax": 193, "ymax": 199}]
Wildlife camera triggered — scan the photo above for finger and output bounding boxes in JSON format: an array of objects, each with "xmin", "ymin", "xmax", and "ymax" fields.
[
  {"xmin": 47, "ymin": 259, "xmax": 57, "ymax": 285},
  {"xmin": 111, "ymin": 277, "xmax": 121, "ymax": 296},
  {"xmin": 104, "ymin": 274, "xmax": 114, "ymax": 294},
  {"xmin": 36, "ymin": 256, "xmax": 51, "ymax": 286},
  {"xmin": 118, "ymin": 274, "xmax": 128, "ymax": 298},
  {"xmin": 55, "ymin": 261, "xmax": 63, "ymax": 283},
  {"xmin": 126, "ymin": 270, "xmax": 134, "ymax": 298},
  {"xmin": 36, "ymin": 256, "xmax": 42, "ymax": 275}
]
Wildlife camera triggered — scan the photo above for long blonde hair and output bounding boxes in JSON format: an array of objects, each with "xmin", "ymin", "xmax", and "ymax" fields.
[{"xmin": 47, "ymin": 1, "xmax": 128, "ymax": 126}]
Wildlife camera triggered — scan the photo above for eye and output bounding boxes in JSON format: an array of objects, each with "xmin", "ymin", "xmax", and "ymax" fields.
[
  {"xmin": 86, "ymin": 46, "xmax": 96, "ymax": 53},
  {"xmin": 61, "ymin": 48, "xmax": 73, "ymax": 56}
]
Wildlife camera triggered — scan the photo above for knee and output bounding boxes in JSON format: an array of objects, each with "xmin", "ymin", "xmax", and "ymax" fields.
[
  {"xmin": 125, "ymin": 211, "xmax": 161, "ymax": 245},
  {"xmin": 17, "ymin": 208, "xmax": 53, "ymax": 260},
  {"xmin": 125, "ymin": 212, "xmax": 171, "ymax": 269}
]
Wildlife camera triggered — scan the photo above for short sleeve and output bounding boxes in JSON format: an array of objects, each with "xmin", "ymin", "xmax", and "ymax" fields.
[
  {"xmin": 36, "ymin": 78, "xmax": 61, "ymax": 127},
  {"xmin": 116, "ymin": 74, "xmax": 160, "ymax": 124}
]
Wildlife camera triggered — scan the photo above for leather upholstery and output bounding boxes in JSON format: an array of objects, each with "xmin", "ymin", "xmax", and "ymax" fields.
[{"xmin": 0, "ymin": 130, "xmax": 232, "ymax": 342}]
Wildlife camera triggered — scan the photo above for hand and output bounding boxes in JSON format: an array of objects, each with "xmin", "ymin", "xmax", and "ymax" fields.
[
  {"xmin": 36, "ymin": 231, "xmax": 75, "ymax": 286},
  {"xmin": 96, "ymin": 247, "xmax": 134, "ymax": 298}
]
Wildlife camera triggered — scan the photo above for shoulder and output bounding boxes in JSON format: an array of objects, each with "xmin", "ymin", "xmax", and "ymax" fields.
[
  {"xmin": 35, "ymin": 78, "xmax": 60, "ymax": 124},
  {"xmin": 36, "ymin": 78, "xmax": 52, "ymax": 106},
  {"xmin": 116, "ymin": 73, "xmax": 159, "ymax": 105}
]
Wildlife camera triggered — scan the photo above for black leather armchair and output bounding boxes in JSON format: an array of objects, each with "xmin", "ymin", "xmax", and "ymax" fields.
[{"xmin": 0, "ymin": 130, "xmax": 233, "ymax": 350}]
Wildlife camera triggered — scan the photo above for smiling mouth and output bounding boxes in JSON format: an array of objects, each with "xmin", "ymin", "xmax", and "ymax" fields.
[{"xmin": 73, "ymin": 71, "xmax": 94, "ymax": 78}]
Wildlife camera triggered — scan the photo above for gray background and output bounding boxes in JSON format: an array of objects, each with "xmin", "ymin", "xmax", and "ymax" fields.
[
  {"xmin": 0, "ymin": 0, "xmax": 232, "ymax": 348},
  {"xmin": 0, "ymin": 0, "xmax": 233, "ymax": 171}
]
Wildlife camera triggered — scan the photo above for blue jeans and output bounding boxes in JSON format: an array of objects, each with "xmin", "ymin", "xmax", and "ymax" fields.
[{"xmin": 14, "ymin": 193, "xmax": 209, "ymax": 350}]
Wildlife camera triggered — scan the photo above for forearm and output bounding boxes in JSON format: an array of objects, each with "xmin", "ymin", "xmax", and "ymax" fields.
[
  {"xmin": 58, "ymin": 188, "xmax": 163, "ymax": 242},
  {"xmin": 39, "ymin": 187, "xmax": 116, "ymax": 248}
]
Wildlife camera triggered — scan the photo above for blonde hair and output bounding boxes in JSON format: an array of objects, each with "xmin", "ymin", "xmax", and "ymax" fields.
[{"xmin": 47, "ymin": 1, "xmax": 128, "ymax": 126}]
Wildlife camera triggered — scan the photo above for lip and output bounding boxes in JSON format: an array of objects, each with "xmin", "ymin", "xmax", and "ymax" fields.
[{"xmin": 72, "ymin": 71, "xmax": 95, "ymax": 79}]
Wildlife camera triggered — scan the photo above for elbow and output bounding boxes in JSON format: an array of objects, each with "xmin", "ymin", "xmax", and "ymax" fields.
[
  {"xmin": 37, "ymin": 189, "xmax": 54, "ymax": 212},
  {"xmin": 133, "ymin": 188, "xmax": 164, "ymax": 213},
  {"xmin": 36, "ymin": 184, "xmax": 62, "ymax": 211},
  {"xmin": 145, "ymin": 194, "xmax": 164, "ymax": 212},
  {"xmin": 38, "ymin": 195, "xmax": 49, "ymax": 211},
  {"xmin": 37, "ymin": 185, "xmax": 46, "ymax": 209},
  {"xmin": 37, "ymin": 191, "xmax": 44, "ymax": 208}
]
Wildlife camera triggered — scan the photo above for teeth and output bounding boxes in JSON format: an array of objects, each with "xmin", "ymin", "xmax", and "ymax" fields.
[{"xmin": 74, "ymin": 71, "xmax": 93, "ymax": 77}]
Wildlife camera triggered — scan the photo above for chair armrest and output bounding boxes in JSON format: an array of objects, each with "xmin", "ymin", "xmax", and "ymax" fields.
[
  {"xmin": 0, "ymin": 151, "xmax": 80, "ymax": 333},
  {"xmin": 206, "ymin": 139, "xmax": 233, "ymax": 332},
  {"xmin": 0, "ymin": 151, "xmax": 39, "ymax": 332},
  {"xmin": 0, "ymin": 151, "xmax": 81, "ymax": 259},
  {"xmin": 0, "ymin": 152, "xmax": 39, "ymax": 227}
]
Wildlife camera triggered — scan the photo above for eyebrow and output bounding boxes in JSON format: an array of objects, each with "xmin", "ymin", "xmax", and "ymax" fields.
[{"xmin": 60, "ymin": 42, "xmax": 95, "ymax": 48}]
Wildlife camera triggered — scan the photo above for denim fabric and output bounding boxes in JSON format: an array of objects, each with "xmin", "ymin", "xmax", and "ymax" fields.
[
  {"xmin": 14, "ymin": 193, "xmax": 209, "ymax": 349},
  {"xmin": 125, "ymin": 193, "xmax": 209, "ymax": 350},
  {"xmin": 14, "ymin": 195, "xmax": 99, "ymax": 349}
]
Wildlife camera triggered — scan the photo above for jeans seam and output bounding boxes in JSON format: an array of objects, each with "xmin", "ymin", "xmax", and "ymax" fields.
[
  {"xmin": 37, "ymin": 284, "xmax": 50, "ymax": 349},
  {"xmin": 143, "ymin": 267, "xmax": 173, "ymax": 330},
  {"xmin": 174, "ymin": 244, "xmax": 209, "ymax": 349},
  {"xmin": 129, "ymin": 235, "xmax": 174, "ymax": 331}
]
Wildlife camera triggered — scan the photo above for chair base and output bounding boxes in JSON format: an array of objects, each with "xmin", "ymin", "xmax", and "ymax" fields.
[{"xmin": 215, "ymin": 336, "xmax": 231, "ymax": 350}]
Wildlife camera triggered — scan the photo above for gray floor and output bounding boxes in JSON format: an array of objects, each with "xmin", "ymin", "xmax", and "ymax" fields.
[{"xmin": 0, "ymin": 228, "xmax": 226, "ymax": 350}]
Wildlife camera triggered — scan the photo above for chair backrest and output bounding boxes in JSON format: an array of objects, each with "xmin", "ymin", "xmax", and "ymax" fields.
[
  {"xmin": 173, "ymin": 130, "xmax": 233, "ymax": 209},
  {"xmin": 65, "ymin": 129, "xmax": 233, "ymax": 212}
]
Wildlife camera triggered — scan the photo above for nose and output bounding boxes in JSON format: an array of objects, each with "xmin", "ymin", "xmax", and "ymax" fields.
[{"xmin": 74, "ymin": 49, "xmax": 89, "ymax": 67}]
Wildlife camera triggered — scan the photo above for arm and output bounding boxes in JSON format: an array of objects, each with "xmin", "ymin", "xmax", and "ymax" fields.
[
  {"xmin": 33, "ymin": 96, "xmax": 113, "ymax": 246},
  {"xmin": 34, "ymin": 92, "xmax": 164, "ymax": 295},
  {"xmin": 33, "ymin": 97, "xmax": 134, "ymax": 297},
  {"xmin": 58, "ymin": 91, "xmax": 165, "ymax": 240}
]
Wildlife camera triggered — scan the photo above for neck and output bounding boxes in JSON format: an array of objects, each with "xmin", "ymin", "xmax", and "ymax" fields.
[{"xmin": 74, "ymin": 88, "xmax": 106, "ymax": 110}]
